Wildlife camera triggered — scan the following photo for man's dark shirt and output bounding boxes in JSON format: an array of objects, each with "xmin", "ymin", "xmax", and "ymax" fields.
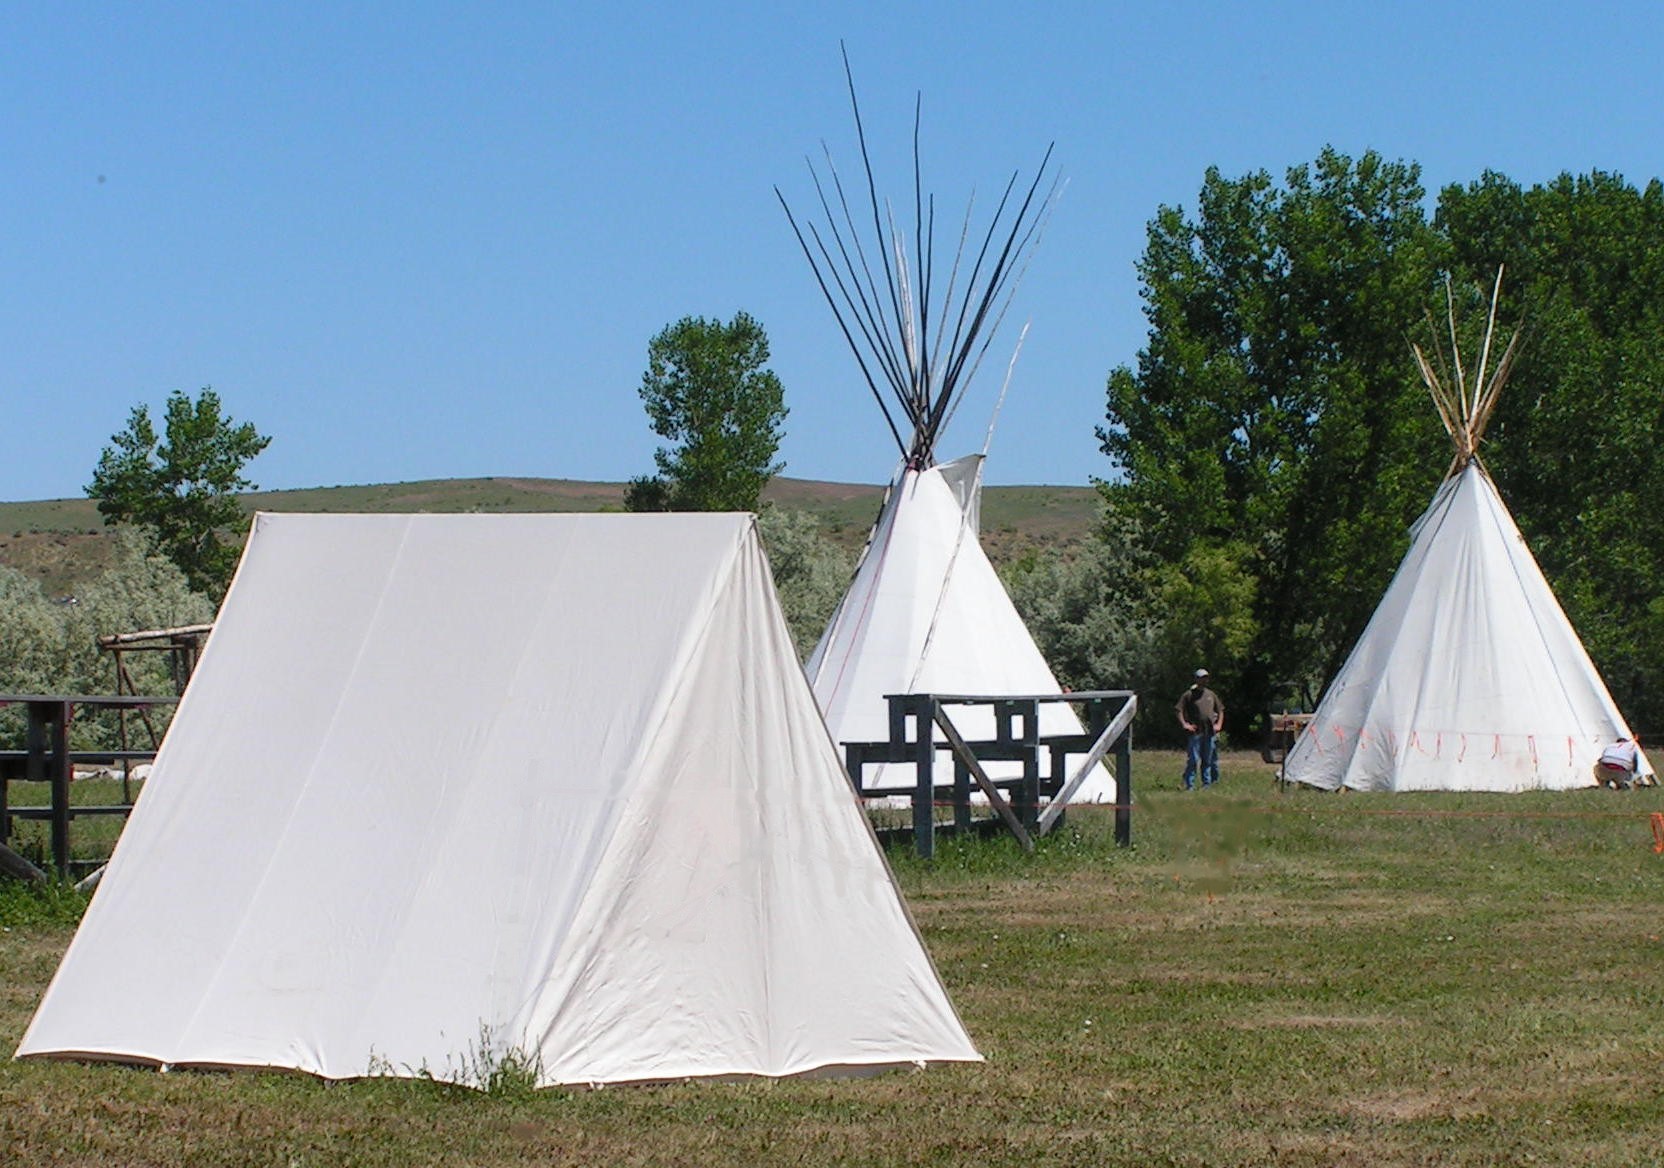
[{"xmin": 1177, "ymin": 686, "xmax": 1223, "ymax": 734}]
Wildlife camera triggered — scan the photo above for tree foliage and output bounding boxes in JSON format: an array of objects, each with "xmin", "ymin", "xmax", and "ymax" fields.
[
  {"xmin": 86, "ymin": 388, "xmax": 270, "ymax": 599},
  {"xmin": 625, "ymin": 312, "xmax": 787, "ymax": 513},
  {"xmin": 1147, "ymin": 542, "xmax": 1260, "ymax": 707},
  {"xmin": 1101, "ymin": 149, "xmax": 1442, "ymax": 726},
  {"xmin": 1003, "ymin": 514, "xmax": 1159, "ymax": 690},
  {"xmin": 1102, "ymin": 152, "xmax": 1664, "ymax": 736},
  {"xmin": 1004, "ymin": 518, "xmax": 1262, "ymax": 745},
  {"xmin": 1437, "ymin": 171, "xmax": 1664, "ymax": 731}
]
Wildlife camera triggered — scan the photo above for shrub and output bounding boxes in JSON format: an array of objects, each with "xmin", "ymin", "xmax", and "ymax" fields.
[
  {"xmin": 756, "ymin": 507, "xmax": 854, "ymax": 659},
  {"xmin": 0, "ymin": 530, "xmax": 212, "ymax": 749}
]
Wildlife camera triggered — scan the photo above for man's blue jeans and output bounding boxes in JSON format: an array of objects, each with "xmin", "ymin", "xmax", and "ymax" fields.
[{"xmin": 1184, "ymin": 733, "xmax": 1219, "ymax": 789}]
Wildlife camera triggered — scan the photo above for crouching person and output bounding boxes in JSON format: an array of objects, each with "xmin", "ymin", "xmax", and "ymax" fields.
[{"xmin": 1594, "ymin": 739, "xmax": 1642, "ymax": 789}]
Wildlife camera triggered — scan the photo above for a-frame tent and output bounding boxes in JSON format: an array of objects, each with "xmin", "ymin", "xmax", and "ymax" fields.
[
  {"xmin": 1283, "ymin": 273, "xmax": 1652, "ymax": 792},
  {"xmin": 18, "ymin": 512, "xmax": 980, "ymax": 1086},
  {"xmin": 778, "ymin": 55, "xmax": 1107, "ymax": 798}
]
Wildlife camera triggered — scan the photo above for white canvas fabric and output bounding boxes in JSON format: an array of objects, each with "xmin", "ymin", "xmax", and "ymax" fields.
[
  {"xmin": 17, "ymin": 512, "xmax": 979, "ymax": 1086},
  {"xmin": 1284, "ymin": 463, "xmax": 1652, "ymax": 792},
  {"xmin": 807, "ymin": 456, "xmax": 1106, "ymax": 800}
]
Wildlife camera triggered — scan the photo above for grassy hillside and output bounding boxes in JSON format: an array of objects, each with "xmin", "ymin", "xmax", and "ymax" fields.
[{"xmin": 0, "ymin": 476, "xmax": 1101, "ymax": 596}]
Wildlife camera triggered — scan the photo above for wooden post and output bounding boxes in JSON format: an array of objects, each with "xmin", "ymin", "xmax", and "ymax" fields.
[
  {"xmin": 952, "ymin": 756, "xmax": 972, "ymax": 831},
  {"xmin": 115, "ymin": 656, "xmax": 133, "ymax": 802},
  {"xmin": 1037, "ymin": 694, "xmax": 1138, "ymax": 836},
  {"xmin": 117, "ymin": 661, "xmax": 163, "ymax": 750},
  {"xmin": 842, "ymin": 743, "xmax": 863, "ymax": 798},
  {"xmin": 0, "ymin": 842, "xmax": 46, "ymax": 884},
  {"xmin": 1114, "ymin": 724, "xmax": 1133, "ymax": 848},
  {"xmin": 1019, "ymin": 700, "xmax": 1040, "ymax": 832},
  {"xmin": 911, "ymin": 696, "xmax": 936, "ymax": 859},
  {"xmin": 1048, "ymin": 735, "xmax": 1067, "ymax": 803},
  {"xmin": 48, "ymin": 701, "xmax": 72, "ymax": 877},
  {"xmin": 931, "ymin": 706, "xmax": 1033, "ymax": 853},
  {"xmin": 25, "ymin": 704, "xmax": 45, "ymax": 786}
]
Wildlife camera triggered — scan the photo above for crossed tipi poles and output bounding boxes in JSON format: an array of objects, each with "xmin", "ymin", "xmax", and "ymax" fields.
[{"xmin": 1411, "ymin": 265, "xmax": 1523, "ymax": 479}]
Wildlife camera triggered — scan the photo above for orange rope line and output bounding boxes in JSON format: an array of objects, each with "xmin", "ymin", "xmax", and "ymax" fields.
[{"xmin": 882, "ymin": 800, "xmax": 1658, "ymax": 823}]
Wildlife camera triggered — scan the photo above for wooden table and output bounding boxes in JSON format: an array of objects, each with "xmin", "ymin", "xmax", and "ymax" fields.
[{"xmin": 841, "ymin": 690, "xmax": 1138, "ymax": 859}]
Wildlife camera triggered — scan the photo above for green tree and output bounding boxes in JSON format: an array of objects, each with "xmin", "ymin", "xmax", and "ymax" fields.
[
  {"xmin": 625, "ymin": 312, "xmax": 787, "ymax": 512},
  {"xmin": 1100, "ymin": 149, "xmax": 1443, "ymax": 728},
  {"xmin": 1146, "ymin": 542, "xmax": 1261, "ymax": 729},
  {"xmin": 1437, "ymin": 171, "xmax": 1664, "ymax": 731},
  {"xmin": 86, "ymin": 388, "xmax": 270, "ymax": 598}
]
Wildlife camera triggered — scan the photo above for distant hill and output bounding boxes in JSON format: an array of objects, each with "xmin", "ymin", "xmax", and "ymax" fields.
[{"xmin": 0, "ymin": 476, "xmax": 1101, "ymax": 596}]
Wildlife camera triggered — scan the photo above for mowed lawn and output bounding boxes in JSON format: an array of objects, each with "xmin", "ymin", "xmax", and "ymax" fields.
[{"xmin": 3, "ymin": 750, "xmax": 1663, "ymax": 1166}]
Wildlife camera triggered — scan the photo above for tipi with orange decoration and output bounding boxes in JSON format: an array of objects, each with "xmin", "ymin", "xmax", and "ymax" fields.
[{"xmin": 1283, "ymin": 269, "xmax": 1652, "ymax": 792}]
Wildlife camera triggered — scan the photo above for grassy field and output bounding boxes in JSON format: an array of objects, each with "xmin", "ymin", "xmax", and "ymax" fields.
[
  {"xmin": 0, "ymin": 476, "xmax": 1099, "ymax": 595},
  {"xmin": 4, "ymin": 751, "xmax": 1663, "ymax": 1166}
]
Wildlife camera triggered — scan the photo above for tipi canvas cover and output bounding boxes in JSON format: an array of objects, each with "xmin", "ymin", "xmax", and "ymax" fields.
[
  {"xmin": 779, "ymin": 65, "xmax": 1102, "ymax": 799},
  {"xmin": 18, "ymin": 512, "xmax": 980, "ymax": 1086},
  {"xmin": 1282, "ymin": 460, "xmax": 1650, "ymax": 793},
  {"xmin": 808, "ymin": 456, "xmax": 1107, "ymax": 798}
]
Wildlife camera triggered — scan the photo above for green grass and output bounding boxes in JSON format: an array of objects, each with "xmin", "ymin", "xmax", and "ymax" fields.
[
  {"xmin": 3, "ymin": 778, "xmax": 142, "ymax": 872},
  {"xmin": 4, "ymin": 750, "xmax": 1663, "ymax": 1165},
  {"xmin": 0, "ymin": 879, "xmax": 88, "ymax": 928}
]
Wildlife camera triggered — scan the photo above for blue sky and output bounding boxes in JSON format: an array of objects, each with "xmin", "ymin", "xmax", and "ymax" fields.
[{"xmin": 3, "ymin": 2, "xmax": 1661, "ymax": 501}]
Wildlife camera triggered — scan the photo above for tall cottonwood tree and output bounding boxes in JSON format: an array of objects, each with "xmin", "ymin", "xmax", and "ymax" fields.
[
  {"xmin": 86, "ymin": 388, "xmax": 270, "ymax": 599},
  {"xmin": 1100, "ymin": 148, "xmax": 1444, "ymax": 726},
  {"xmin": 1104, "ymin": 152, "xmax": 1664, "ymax": 736},
  {"xmin": 625, "ymin": 311, "xmax": 787, "ymax": 513},
  {"xmin": 1438, "ymin": 171, "xmax": 1664, "ymax": 731}
]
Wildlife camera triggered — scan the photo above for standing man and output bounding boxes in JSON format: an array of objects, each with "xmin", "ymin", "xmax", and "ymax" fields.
[{"xmin": 1177, "ymin": 669, "xmax": 1224, "ymax": 790}]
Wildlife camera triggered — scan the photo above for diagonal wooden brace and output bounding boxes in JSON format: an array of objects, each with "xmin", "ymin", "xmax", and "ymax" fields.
[
  {"xmin": 931, "ymin": 707, "xmax": 1034, "ymax": 853},
  {"xmin": 1037, "ymin": 694, "xmax": 1139, "ymax": 836}
]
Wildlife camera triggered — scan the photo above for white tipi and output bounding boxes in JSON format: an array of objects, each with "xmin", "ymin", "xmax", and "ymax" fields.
[
  {"xmin": 778, "ymin": 56, "xmax": 1104, "ymax": 798},
  {"xmin": 18, "ymin": 512, "xmax": 981, "ymax": 1086},
  {"xmin": 1283, "ymin": 272, "xmax": 1652, "ymax": 792}
]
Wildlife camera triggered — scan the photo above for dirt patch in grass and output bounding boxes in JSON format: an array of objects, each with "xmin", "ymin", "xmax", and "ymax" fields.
[
  {"xmin": 1344, "ymin": 1086, "xmax": 1485, "ymax": 1120},
  {"xmin": 1233, "ymin": 1011, "xmax": 1407, "ymax": 1030}
]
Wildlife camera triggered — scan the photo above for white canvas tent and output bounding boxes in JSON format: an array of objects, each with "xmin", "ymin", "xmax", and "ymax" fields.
[
  {"xmin": 17, "ymin": 512, "xmax": 980, "ymax": 1086},
  {"xmin": 1282, "ymin": 462, "xmax": 1652, "ymax": 791},
  {"xmin": 1283, "ymin": 272, "xmax": 1651, "ymax": 792},
  {"xmin": 780, "ymin": 58, "xmax": 1105, "ymax": 799}
]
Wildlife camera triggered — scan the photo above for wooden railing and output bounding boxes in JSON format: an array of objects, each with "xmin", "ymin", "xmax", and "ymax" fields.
[
  {"xmin": 0, "ymin": 694, "xmax": 178, "ymax": 880},
  {"xmin": 841, "ymin": 690, "xmax": 1138, "ymax": 859}
]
